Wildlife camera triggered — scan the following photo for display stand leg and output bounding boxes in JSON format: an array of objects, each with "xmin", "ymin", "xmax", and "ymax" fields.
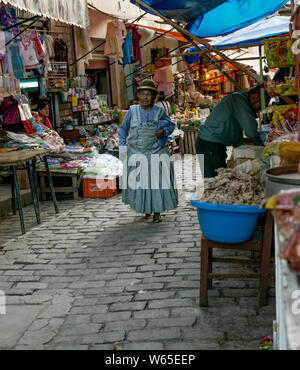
[
  {"xmin": 43, "ymin": 156, "xmax": 59, "ymax": 214},
  {"xmin": 26, "ymin": 162, "xmax": 40, "ymax": 225},
  {"xmin": 12, "ymin": 166, "xmax": 25, "ymax": 234}
]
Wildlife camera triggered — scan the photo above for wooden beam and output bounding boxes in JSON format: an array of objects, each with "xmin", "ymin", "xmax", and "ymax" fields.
[{"xmin": 135, "ymin": 0, "xmax": 260, "ymax": 83}]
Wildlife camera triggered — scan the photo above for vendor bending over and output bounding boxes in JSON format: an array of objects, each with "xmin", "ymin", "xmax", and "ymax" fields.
[{"xmin": 196, "ymin": 85, "xmax": 271, "ymax": 178}]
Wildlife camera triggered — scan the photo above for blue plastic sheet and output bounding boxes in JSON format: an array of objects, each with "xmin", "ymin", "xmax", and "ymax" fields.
[
  {"xmin": 131, "ymin": 0, "xmax": 289, "ymax": 37},
  {"xmin": 183, "ymin": 16, "xmax": 290, "ymax": 63}
]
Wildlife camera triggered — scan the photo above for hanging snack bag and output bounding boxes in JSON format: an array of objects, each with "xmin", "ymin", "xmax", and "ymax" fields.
[{"xmin": 264, "ymin": 38, "xmax": 295, "ymax": 68}]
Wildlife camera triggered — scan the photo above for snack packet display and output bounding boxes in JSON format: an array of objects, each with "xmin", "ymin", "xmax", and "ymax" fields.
[{"xmin": 264, "ymin": 37, "xmax": 295, "ymax": 68}]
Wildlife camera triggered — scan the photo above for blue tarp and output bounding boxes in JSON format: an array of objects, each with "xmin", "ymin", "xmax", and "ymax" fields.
[
  {"xmin": 183, "ymin": 16, "xmax": 290, "ymax": 64},
  {"xmin": 131, "ymin": 0, "xmax": 289, "ymax": 38}
]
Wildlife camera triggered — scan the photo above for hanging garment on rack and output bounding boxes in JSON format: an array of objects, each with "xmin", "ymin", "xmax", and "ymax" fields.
[
  {"xmin": 112, "ymin": 20, "xmax": 127, "ymax": 44},
  {"xmin": 76, "ymin": 28, "xmax": 93, "ymax": 67},
  {"xmin": 20, "ymin": 39, "xmax": 39, "ymax": 69},
  {"xmin": 0, "ymin": 95, "xmax": 22, "ymax": 125},
  {"xmin": 7, "ymin": 43, "xmax": 25, "ymax": 79},
  {"xmin": 127, "ymin": 25, "xmax": 142, "ymax": 65},
  {"xmin": 121, "ymin": 29, "xmax": 132, "ymax": 65},
  {"xmin": 43, "ymin": 35, "xmax": 55, "ymax": 59},
  {"xmin": 104, "ymin": 21, "xmax": 124, "ymax": 63},
  {"xmin": 22, "ymin": 31, "xmax": 46, "ymax": 61},
  {"xmin": 0, "ymin": 7, "xmax": 20, "ymax": 38},
  {"xmin": 0, "ymin": 31, "xmax": 6, "ymax": 60}
]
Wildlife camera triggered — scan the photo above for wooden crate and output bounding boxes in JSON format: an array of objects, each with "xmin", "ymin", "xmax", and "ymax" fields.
[
  {"xmin": 181, "ymin": 126, "xmax": 199, "ymax": 155},
  {"xmin": 17, "ymin": 168, "xmax": 30, "ymax": 189}
]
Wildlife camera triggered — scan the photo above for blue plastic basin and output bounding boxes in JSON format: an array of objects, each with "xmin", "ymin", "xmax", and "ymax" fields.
[{"xmin": 191, "ymin": 194, "xmax": 266, "ymax": 243}]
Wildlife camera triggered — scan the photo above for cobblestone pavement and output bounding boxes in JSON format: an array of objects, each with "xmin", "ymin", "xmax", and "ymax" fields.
[{"xmin": 0, "ymin": 159, "xmax": 275, "ymax": 350}]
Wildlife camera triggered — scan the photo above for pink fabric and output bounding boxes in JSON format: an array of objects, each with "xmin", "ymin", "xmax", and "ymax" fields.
[
  {"xmin": 156, "ymin": 82, "xmax": 173, "ymax": 96},
  {"xmin": 0, "ymin": 95, "xmax": 21, "ymax": 125},
  {"xmin": 112, "ymin": 20, "xmax": 126, "ymax": 44},
  {"xmin": 34, "ymin": 113, "xmax": 52, "ymax": 129}
]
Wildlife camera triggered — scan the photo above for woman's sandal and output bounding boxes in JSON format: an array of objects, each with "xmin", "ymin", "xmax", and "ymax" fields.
[
  {"xmin": 153, "ymin": 215, "xmax": 162, "ymax": 223},
  {"xmin": 144, "ymin": 213, "xmax": 151, "ymax": 219}
]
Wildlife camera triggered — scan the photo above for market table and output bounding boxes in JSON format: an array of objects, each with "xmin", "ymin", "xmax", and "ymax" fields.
[{"xmin": 0, "ymin": 149, "xmax": 59, "ymax": 234}]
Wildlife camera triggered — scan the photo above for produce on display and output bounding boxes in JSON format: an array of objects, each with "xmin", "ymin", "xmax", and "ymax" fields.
[
  {"xmin": 263, "ymin": 189, "xmax": 300, "ymax": 272},
  {"xmin": 194, "ymin": 167, "xmax": 265, "ymax": 206}
]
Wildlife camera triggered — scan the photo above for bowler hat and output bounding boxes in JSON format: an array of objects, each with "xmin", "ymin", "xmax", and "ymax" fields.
[{"xmin": 136, "ymin": 79, "xmax": 157, "ymax": 93}]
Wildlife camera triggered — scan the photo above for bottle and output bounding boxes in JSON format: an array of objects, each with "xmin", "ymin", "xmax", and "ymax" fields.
[
  {"xmin": 261, "ymin": 110, "xmax": 272, "ymax": 132},
  {"xmin": 268, "ymin": 109, "xmax": 274, "ymax": 129}
]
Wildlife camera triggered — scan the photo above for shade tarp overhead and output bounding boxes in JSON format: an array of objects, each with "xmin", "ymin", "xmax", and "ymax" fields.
[
  {"xmin": 183, "ymin": 16, "xmax": 290, "ymax": 64},
  {"xmin": 0, "ymin": 0, "xmax": 89, "ymax": 27},
  {"xmin": 135, "ymin": 24, "xmax": 211, "ymax": 42},
  {"xmin": 131, "ymin": 0, "xmax": 289, "ymax": 38}
]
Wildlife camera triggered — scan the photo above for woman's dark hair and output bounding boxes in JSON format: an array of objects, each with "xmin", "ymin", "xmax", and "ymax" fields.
[
  {"xmin": 37, "ymin": 99, "xmax": 49, "ymax": 112},
  {"xmin": 158, "ymin": 91, "xmax": 166, "ymax": 102}
]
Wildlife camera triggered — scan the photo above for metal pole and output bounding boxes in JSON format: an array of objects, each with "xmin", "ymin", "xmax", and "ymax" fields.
[
  {"xmin": 70, "ymin": 40, "xmax": 106, "ymax": 66},
  {"xmin": 0, "ymin": 15, "xmax": 40, "ymax": 32},
  {"xmin": 109, "ymin": 27, "xmax": 175, "ymax": 67},
  {"xmin": 189, "ymin": 39, "xmax": 242, "ymax": 90},
  {"xmin": 73, "ymin": 12, "xmax": 147, "ymax": 67},
  {"xmin": 5, "ymin": 16, "xmax": 43, "ymax": 46},
  {"xmin": 125, "ymin": 42, "xmax": 186, "ymax": 78},
  {"xmin": 259, "ymin": 45, "xmax": 266, "ymax": 111},
  {"xmin": 135, "ymin": 0, "xmax": 260, "ymax": 83}
]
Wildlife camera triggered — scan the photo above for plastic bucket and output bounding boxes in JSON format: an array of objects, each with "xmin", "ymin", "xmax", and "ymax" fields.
[{"xmin": 191, "ymin": 194, "xmax": 266, "ymax": 243}]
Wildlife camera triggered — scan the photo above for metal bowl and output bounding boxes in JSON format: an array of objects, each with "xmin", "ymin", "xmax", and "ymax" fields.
[{"xmin": 265, "ymin": 165, "xmax": 300, "ymax": 197}]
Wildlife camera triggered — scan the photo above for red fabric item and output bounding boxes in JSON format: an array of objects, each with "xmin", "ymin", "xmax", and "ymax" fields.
[
  {"xmin": 22, "ymin": 120, "xmax": 36, "ymax": 134},
  {"xmin": 33, "ymin": 113, "xmax": 53, "ymax": 129},
  {"xmin": 127, "ymin": 25, "xmax": 142, "ymax": 65}
]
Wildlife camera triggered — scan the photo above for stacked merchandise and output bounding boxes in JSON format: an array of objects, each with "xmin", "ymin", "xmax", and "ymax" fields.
[
  {"xmin": 263, "ymin": 189, "xmax": 300, "ymax": 272},
  {"xmin": 35, "ymin": 146, "xmax": 98, "ymax": 175},
  {"xmin": 64, "ymin": 75, "xmax": 98, "ymax": 113},
  {"xmin": 259, "ymin": 105, "xmax": 298, "ymax": 144},
  {"xmin": 82, "ymin": 153, "xmax": 123, "ymax": 199}
]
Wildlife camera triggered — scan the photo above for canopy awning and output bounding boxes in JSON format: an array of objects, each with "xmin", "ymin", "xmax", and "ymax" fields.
[
  {"xmin": 131, "ymin": 0, "xmax": 289, "ymax": 38},
  {"xmin": 183, "ymin": 16, "xmax": 290, "ymax": 64},
  {"xmin": 136, "ymin": 24, "xmax": 211, "ymax": 43},
  {"xmin": 1, "ymin": 0, "xmax": 89, "ymax": 28}
]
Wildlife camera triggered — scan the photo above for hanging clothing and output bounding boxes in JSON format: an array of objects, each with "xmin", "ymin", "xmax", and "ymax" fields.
[
  {"xmin": 22, "ymin": 31, "xmax": 45, "ymax": 61},
  {"xmin": 153, "ymin": 65, "xmax": 174, "ymax": 96},
  {"xmin": 112, "ymin": 20, "xmax": 127, "ymax": 44},
  {"xmin": 76, "ymin": 28, "xmax": 93, "ymax": 67},
  {"xmin": 119, "ymin": 104, "xmax": 178, "ymax": 214},
  {"xmin": 104, "ymin": 21, "xmax": 124, "ymax": 63},
  {"xmin": 0, "ymin": 31, "xmax": 6, "ymax": 60},
  {"xmin": 43, "ymin": 35, "xmax": 55, "ymax": 59},
  {"xmin": 20, "ymin": 39, "xmax": 39, "ymax": 69},
  {"xmin": 0, "ymin": 95, "xmax": 22, "ymax": 125},
  {"xmin": 7, "ymin": 43, "xmax": 25, "ymax": 79},
  {"xmin": 122, "ymin": 29, "xmax": 132, "ymax": 65},
  {"xmin": 0, "ymin": 7, "xmax": 20, "ymax": 38},
  {"xmin": 127, "ymin": 25, "xmax": 142, "ymax": 65}
]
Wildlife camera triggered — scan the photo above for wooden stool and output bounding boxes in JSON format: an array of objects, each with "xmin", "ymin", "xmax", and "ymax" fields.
[{"xmin": 200, "ymin": 211, "xmax": 273, "ymax": 307}]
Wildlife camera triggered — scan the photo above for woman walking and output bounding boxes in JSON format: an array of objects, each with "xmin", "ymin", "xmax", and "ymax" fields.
[{"xmin": 119, "ymin": 80, "xmax": 178, "ymax": 223}]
